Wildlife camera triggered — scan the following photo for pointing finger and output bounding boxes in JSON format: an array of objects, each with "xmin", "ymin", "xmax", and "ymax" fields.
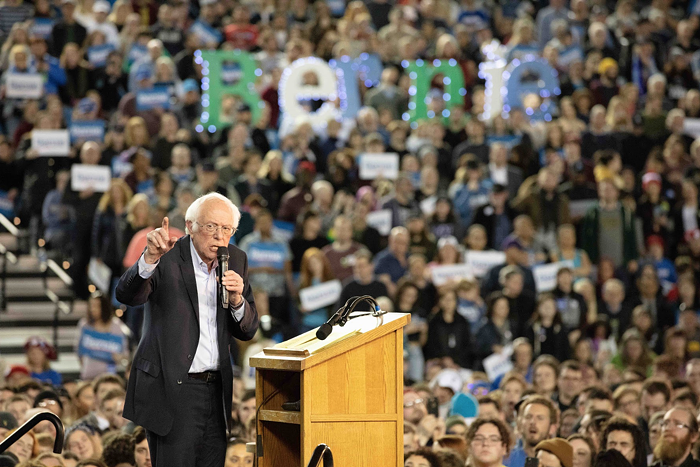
[{"xmin": 162, "ymin": 216, "xmax": 169, "ymax": 231}]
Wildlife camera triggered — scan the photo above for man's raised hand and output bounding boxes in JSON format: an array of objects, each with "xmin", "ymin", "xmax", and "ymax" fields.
[{"xmin": 144, "ymin": 217, "xmax": 179, "ymax": 264}]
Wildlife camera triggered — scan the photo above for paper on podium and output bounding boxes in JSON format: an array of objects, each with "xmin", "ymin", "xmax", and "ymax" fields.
[{"xmin": 263, "ymin": 312, "xmax": 389, "ymax": 357}]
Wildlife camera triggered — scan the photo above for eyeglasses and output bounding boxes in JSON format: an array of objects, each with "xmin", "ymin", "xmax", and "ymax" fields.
[
  {"xmin": 403, "ymin": 398, "xmax": 424, "ymax": 408},
  {"xmin": 472, "ymin": 436, "xmax": 503, "ymax": 445},
  {"xmin": 661, "ymin": 420, "xmax": 691, "ymax": 431},
  {"xmin": 196, "ymin": 222, "xmax": 235, "ymax": 236}
]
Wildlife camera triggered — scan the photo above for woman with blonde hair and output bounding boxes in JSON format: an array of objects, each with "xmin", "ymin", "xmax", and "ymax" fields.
[
  {"xmin": 123, "ymin": 193, "xmax": 150, "ymax": 254},
  {"xmin": 507, "ymin": 17, "xmax": 539, "ymax": 62},
  {"xmin": 5, "ymin": 429, "xmax": 40, "ymax": 462},
  {"xmin": 605, "ymin": 96, "xmax": 632, "ymax": 131},
  {"xmin": 124, "ymin": 116, "xmax": 151, "ymax": 149},
  {"xmin": 0, "ymin": 22, "xmax": 30, "ymax": 70},
  {"xmin": 297, "ymin": 247, "xmax": 336, "ymax": 332},
  {"xmin": 258, "ymin": 149, "xmax": 294, "ymax": 213},
  {"xmin": 107, "ymin": 0, "xmax": 133, "ymax": 30}
]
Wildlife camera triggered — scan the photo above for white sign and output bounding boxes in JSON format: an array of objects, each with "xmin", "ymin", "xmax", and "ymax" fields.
[
  {"xmin": 71, "ymin": 164, "xmax": 112, "ymax": 192},
  {"xmin": 31, "ymin": 130, "xmax": 70, "ymax": 156},
  {"xmin": 685, "ymin": 118, "xmax": 700, "ymax": 138},
  {"xmin": 431, "ymin": 263, "xmax": 473, "ymax": 286},
  {"xmin": 533, "ymin": 262, "xmax": 567, "ymax": 292},
  {"xmin": 299, "ymin": 279, "xmax": 342, "ymax": 312},
  {"xmin": 5, "ymin": 73, "xmax": 43, "ymax": 99},
  {"xmin": 365, "ymin": 209, "xmax": 392, "ymax": 236},
  {"xmin": 88, "ymin": 258, "xmax": 112, "ymax": 293},
  {"xmin": 358, "ymin": 153, "xmax": 399, "ymax": 180},
  {"xmin": 483, "ymin": 344, "xmax": 513, "ymax": 381},
  {"xmin": 465, "ymin": 250, "xmax": 506, "ymax": 277}
]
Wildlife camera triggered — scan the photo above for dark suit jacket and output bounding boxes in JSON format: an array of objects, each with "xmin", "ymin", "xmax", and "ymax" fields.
[{"xmin": 115, "ymin": 236, "xmax": 258, "ymax": 436}]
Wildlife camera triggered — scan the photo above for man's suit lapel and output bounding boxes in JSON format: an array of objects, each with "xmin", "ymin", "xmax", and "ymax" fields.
[{"xmin": 178, "ymin": 236, "xmax": 200, "ymax": 322}]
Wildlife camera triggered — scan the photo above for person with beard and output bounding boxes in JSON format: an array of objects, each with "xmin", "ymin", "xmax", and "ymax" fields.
[
  {"xmin": 504, "ymin": 396, "xmax": 560, "ymax": 467},
  {"xmin": 652, "ymin": 408, "xmax": 700, "ymax": 467}
]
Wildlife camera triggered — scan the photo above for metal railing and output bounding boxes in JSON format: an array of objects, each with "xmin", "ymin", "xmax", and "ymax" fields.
[
  {"xmin": 0, "ymin": 213, "xmax": 19, "ymax": 312},
  {"xmin": 0, "ymin": 411, "xmax": 64, "ymax": 455},
  {"xmin": 306, "ymin": 444, "xmax": 334, "ymax": 467}
]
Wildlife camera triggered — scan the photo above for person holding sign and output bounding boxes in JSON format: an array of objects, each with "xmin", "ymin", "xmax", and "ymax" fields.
[
  {"xmin": 115, "ymin": 193, "xmax": 259, "ymax": 467},
  {"xmin": 297, "ymin": 248, "xmax": 336, "ymax": 332}
]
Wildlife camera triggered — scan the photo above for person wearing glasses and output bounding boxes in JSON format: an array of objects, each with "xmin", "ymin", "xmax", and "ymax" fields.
[
  {"xmin": 465, "ymin": 417, "xmax": 513, "ymax": 467},
  {"xmin": 651, "ymin": 408, "xmax": 700, "ymax": 467},
  {"xmin": 116, "ymin": 192, "xmax": 259, "ymax": 467}
]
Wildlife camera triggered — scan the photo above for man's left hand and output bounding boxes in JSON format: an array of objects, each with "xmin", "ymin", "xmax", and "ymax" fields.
[{"xmin": 221, "ymin": 269, "xmax": 244, "ymax": 307}]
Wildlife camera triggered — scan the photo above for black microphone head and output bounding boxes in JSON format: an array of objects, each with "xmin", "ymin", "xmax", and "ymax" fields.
[
  {"xmin": 316, "ymin": 323, "xmax": 332, "ymax": 340},
  {"xmin": 217, "ymin": 246, "xmax": 229, "ymax": 259}
]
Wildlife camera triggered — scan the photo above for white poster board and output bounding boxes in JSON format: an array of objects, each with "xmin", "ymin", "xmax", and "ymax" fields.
[
  {"xmin": 533, "ymin": 262, "xmax": 567, "ymax": 292},
  {"xmin": 71, "ymin": 164, "xmax": 112, "ymax": 192},
  {"xmin": 88, "ymin": 258, "xmax": 112, "ymax": 293},
  {"xmin": 299, "ymin": 279, "xmax": 342, "ymax": 312},
  {"xmin": 483, "ymin": 344, "xmax": 514, "ymax": 381},
  {"xmin": 31, "ymin": 130, "xmax": 70, "ymax": 156},
  {"xmin": 465, "ymin": 250, "xmax": 506, "ymax": 277},
  {"xmin": 5, "ymin": 73, "xmax": 43, "ymax": 99},
  {"xmin": 431, "ymin": 264, "xmax": 473, "ymax": 286},
  {"xmin": 358, "ymin": 153, "xmax": 399, "ymax": 180},
  {"xmin": 365, "ymin": 209, "xmax": 392, "ymax": 236}
]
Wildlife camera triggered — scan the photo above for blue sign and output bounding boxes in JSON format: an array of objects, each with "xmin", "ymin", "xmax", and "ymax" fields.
[
  {"xmin": 87, "ymin": 44, "xmax": 115, "ymax": 68},
  {"xmin": 247, "ymin": 242, "xmax": 286, "ymax": 270},
  {"xmin": 327, "ymin": 0, "xmax": 345, "ymax": 16},
  {"xmin": 272, "ymin": 220, "xmax": 295, "ymax": 241},
  {"xmin": 127, "ymin": 44, "xmax": 148, "ymax": 65},
  {"xmin": 503, "ymin": 57, "xmax": 560, "ymax": 121},
  {"xmin": 31, "ymin": 18, "xmax": 54, "ymax": 39},
  {"xmin": 78, "ymin": 327, "xmax": 124, "ymax": 363},
  {"xmin": 70, "ymin": 120, "xmax": 106, "ymax": 143},
  {"xmin": 189, "ymin": 20, "xmax": 223, "ymax": 45},
  {"xmin": 0, "ymin": 190, "xmax": 14, "ymax": 218},
  {"xmin": 136, "ymin": 86, "xmax": 170, "ymax": 110}
]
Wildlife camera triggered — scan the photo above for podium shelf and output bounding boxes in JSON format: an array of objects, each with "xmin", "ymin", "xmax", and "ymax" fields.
[{"xmin": 259, "ymin": 409, "xmax": 301, "ymax": 425}]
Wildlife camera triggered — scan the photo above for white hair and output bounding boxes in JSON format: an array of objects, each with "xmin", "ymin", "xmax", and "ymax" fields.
[
  {"xmin": 185, "ymin": 192, "xmax": 241, "ymax": 235},
  {"xmin": 647, "ymin": 73, "xmax": 667, "ymax": 88}
]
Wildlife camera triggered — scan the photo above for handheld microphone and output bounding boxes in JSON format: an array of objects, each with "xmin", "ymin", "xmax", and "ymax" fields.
[{"xmin": 217, "ymin": 246, "xmax": 229, "ymax": 308}]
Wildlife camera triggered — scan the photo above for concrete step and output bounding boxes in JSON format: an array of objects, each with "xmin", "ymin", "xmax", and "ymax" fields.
[
  {"xmin": 3, "ymin": 277, "xmax": 74, "ymax": 302},
  {"xmin": 0, "ymin": 233, "xmax": 18, "ymax": 252},
  {"xmin": 0, "ymin": 300, "xmax": 87, "ymax": 326},
  {"xmin": 0, "ymin": 326, "xmax": 79, "ymax": 349}
]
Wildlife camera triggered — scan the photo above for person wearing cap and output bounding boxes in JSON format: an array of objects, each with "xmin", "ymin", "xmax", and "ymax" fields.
[
  {"xmin": 536, "ymin": 438, "xmax": 575, "ymax": 467},
  {"xmin": 50, "ymin": 0, "xmax": 87, "ymax": 56},
  {"xmin": 88, "ymin": 0, "xmax": 119, "ymax": 46},
  {"xmin": 472, "ymin": 183, "xmax": 516, "ymax": 250},
  {"xmin": 24, "ymin": 337, "xmax": 61, "ymax": 386},
  {"xmin": 637, "ymin": 171, "xmax": 670, "ymax": 241},
  {"xmin": 581, "ymin": 177, "xmax": 638, "ymax": 270},
  {"xmin": 591, "ymin": 58, "xmax": 620, "ymax": 107},
  {"xmin": 0, "ymin": 412, "xmax": 18, "ymax": 440}
]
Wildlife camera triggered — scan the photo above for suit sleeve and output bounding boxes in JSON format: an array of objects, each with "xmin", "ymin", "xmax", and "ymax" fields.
[
  {"xmin": 228, "ymin": 250, "xmax": 259, "ymax": 341},
  {"xmin": 115, "ymin": 254, "xmax": 158, "ymax": 306}
]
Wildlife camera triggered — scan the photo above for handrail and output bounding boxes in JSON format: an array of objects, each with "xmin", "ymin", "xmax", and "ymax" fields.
[
  {"xmin": 0, "ymin": 213, "xmax": 19, "ymax": 237},
  {"xmin": 0, "ymin": 412, "xmax": 64, "ymax": 455},
  {"xmin": 47, "ymin": 259, "xmax": 73, "ymax": 286},
  {"xmin": 306, "ymin": 444, "xmax": 333, "ymax": 467}
]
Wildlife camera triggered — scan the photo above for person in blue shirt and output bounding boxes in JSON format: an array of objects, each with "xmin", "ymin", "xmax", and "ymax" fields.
[
  {"xmin": 24, "ymin": 336, "xmax": 62, "ymax": 386},
  {"xmin": 504, "ymin": 396, "xmax": 559, "ymax": 467},
  {"xmin": 373, "ymin": 226, "xmax": 409, "ymax": 297},
  {"xmin": 647, "ymin": 235, "xmax": 677, "ymax": 298}
]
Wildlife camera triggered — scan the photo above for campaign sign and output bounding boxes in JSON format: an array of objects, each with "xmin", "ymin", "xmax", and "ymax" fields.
[
  {"xmin": 88, "ymin": 257, "xmax": 112, "ymax": 293},
  {"xmin": 87, "ymin": 44, "xmax": 115, "ymax": 68},
  {"xmin": 78, "ymin": 327, "xmax": 124, "ymax": 363},
  {"xmin": 5, "ymin": 73, "xmax": 43, "ymax": 99},
  {"xmin": 190, "ymin": 20, "xmax": 223, "ymax": 45},
  {"xmin": 569, "ymin": 199, "xmax": 597, "ymax": 218},
  {"xmin": 358, "ymin": 153, "xmax": 399, "ymax": 180},
  {"xmin": 533, "ymin": 262, "xmax": 567, "ymax": 292},
  {"xmin": 365, "ymin": 209, "xmax": 392, "ymax": 236},
  {"xmin": 248, "ymin": 242, "xmax": 286, "ymax": 270},
  {"xmin": 31, "ymin": 18, "xmax": 55, "ymax": 39},
  {"xmin": 31, "ymin": 130, "xmax": 70, "ymax": 156},
  {"xmin": 483, "ymin": 344, "xmax": 514, "ymax": 381},
  {"xmin": 136, "ymin": 86, "xmax": 170, "ymax": 111},
  {"xmin": 272, "ymin": 220, "xmax": 295, "ymax": 241},
  {"xmin": 70, "ymin": 120, "xmax": 105, "ymax": 143},
  {"xmin": 0, "ymin": 190, "xmax": 14, "ymax": 218},
  {"xmin": 465, "ymin": 250, "xmax": 506, "ymax": 277},
  {"xmin": 127, "ymin": 43, "xmax": 147, "ymax": 65},
  {"xmin": 71, "ymin": 164, "xmax": 112, "ymax": 192},
  {"xmin": 299, "ymin": 279, "xmax": 342, "ymax": 312},
  {"xmin": 431, "ymin": 264, "xmax": 473, "ymax": 286}
]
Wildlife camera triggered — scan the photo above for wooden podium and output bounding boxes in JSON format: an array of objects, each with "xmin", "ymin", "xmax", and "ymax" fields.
[{"xmin": 250, "ymin": 312, "xmax": 410, "ymax": 467}]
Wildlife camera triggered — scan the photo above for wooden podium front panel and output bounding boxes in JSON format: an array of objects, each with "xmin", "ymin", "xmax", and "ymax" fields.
[
  {"xmin": 306, "ymin": 332, "xmax": 398, "ymax": 415},
  {"xmin": 305, "ymin": 421, "xmax": 397, "ymax": 466}
]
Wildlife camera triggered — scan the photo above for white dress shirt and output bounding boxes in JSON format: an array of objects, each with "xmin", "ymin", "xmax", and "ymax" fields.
[{"xmin": 137, "ymin": 238, "xmax": 246, "ymax": 373}]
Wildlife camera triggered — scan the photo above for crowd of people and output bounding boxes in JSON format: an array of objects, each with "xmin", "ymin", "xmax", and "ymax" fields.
[{"xmin": 2, "ymin": 0, "xmax": 700, "ymax": 462}]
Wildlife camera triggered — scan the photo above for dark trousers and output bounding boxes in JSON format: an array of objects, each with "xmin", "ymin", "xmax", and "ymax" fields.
[{"xmin": 146, "ymin": 375, "xmax": 226, "ymax": 467}]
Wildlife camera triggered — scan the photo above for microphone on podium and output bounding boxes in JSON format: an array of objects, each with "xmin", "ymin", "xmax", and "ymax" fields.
[
  {"xmin": 316, "ymin": 295, "xmax": 385, "ymax": 340},
  {"xmin": 217, "ymin": 246, "xmax": 229, "ymax": 308}
]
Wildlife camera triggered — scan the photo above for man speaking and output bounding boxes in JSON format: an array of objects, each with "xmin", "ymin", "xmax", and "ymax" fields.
[{"xmin": 116, "ymin": 192, "xmax": 258, "ymax": 467}]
